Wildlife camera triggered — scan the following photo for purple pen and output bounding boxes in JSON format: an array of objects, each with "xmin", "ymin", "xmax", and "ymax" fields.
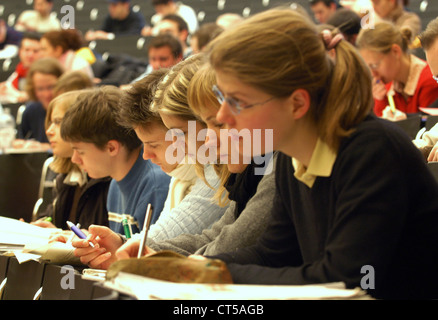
[{"xmin": 67, "ymin": 221, "xmax": 95, "ymax": 248}]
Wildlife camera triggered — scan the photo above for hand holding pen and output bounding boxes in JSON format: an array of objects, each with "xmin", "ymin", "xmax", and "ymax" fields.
[
  {"xmin": 70, "ymin": 225, "xmax": 125, "ymax": 269},
  {"xmin": 67, "ymin": 221, "xmax": 95, "ymax": 248}
]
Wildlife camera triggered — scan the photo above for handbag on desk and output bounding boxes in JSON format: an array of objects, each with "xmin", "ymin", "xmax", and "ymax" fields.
[{"xmin": 106, "ymin": 250, "xmax": 233, "ymax": 284}]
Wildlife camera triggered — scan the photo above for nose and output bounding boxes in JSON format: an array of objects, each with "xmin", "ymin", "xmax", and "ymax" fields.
[
  {"xmin": 46, "ymin": 122, "xmax": 55, "ymax": 136},
  {"xmin": 216, "ymin": 102, "xmax": 235, "ymax": 128},
  {"xmin": 142, "ymin": 147, "xmax": 155, "ymax": 160},
  {"xmin": 71, "ymin": 150, "xmax": 81, "ymax": 165}
]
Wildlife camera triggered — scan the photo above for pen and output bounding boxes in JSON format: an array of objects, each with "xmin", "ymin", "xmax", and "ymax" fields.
[
  {"xmin": 137, "ymin": 204, "xmax": 153, "ymax": 258},
  {"xmin": 66, "ymin": 221, "xmax": 95, "ymax": 248},
  {"xmin": 387, "ymin": 93, "xmax": 396, "ymax": 115},
  {"xmin": 122, "ymin": 216, "xmax": 131, "ymax": 239}
]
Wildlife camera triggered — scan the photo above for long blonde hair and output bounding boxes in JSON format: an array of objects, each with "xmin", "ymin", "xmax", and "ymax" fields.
[
  {"xmin": 208, "ymin": 8, "xmax": 373, "ymax": 151},
  {"xmin": 45, "ymin": 91, "xmax": 83, "ymax": 174},
  {"xmin": 153, "ymin": 54, "xmax": 231, "ymax": 207}
]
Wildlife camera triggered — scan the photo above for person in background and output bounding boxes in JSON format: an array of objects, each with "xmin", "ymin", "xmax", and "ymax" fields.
[
  {"xmin": 326, "ymin": 8, "xmax": 362, "ymax": 46},
  {"xmin": 144, "ymin": 0, "xmax": 198, "ymax": 36},
  {"xmin": 127, "ymin": 33, "xmax": 183, "ymax": 86},
  {"xmin": 216, "ymin": 13, "xmax": 243, "ymax": 30},
  {"xmin": 0, "ymin": 19, "xmax": 22, "ymax": 60},
  {"xmin": 40, "ymin": 29, "xmax": 94, "ymax": 80},
  {"xmin": 15, "ymin": 0, "xmax": 61, "ymax": 33},
  {"xmin": 190, "ymin": 23, "xmax": 223, "ymax": 54},
  {"xmin": 153, "ymin": 14, "xmax": 192, "ymax": 59},
  {"xmin": 60, "ymin": 86, "xmax": 170, "ymax": 235},
  {"xmin": 412, "ymin": 18, "xmax": 438, "ymax": 162},
  {"xmin": 357, "ymin": 22, "xmax": 438, "ymax": 120},
  {"xmin": 309, "ymin": 0, "xmax": 341, "ymax": 24},
  {"xmin": 370, "ymin": 0, "xmax": 421, "ymax": 39},
  {"xmin": 204, "ymin": 8, "xmax": 438, "ymax": 299},
  {"xmin": 16, "ymin": 57, "xmax": 64, "ymax": 146},
  {"xmin": 85, "ymin": 0, "xmax": 146, "ymax": 41},
  {"xmin": 0, "ymin": 32, "xmax": 41, "ymax": 104}
]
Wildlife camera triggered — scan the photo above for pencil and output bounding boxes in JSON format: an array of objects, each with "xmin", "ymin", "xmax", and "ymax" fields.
[
  {"xmin": 137, "ymin": 204, "xmax": 153, "ymax": 258},
  {"xmin": 387, "ymin": 93, "xmax": 396, "ymax": 115}
]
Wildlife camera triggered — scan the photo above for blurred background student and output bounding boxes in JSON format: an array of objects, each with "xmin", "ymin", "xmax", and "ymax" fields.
[
  {"xmin": 15, "ymin": 57, "xmax": 64, "ymax": 147},
  {"xmin": 40, "ymin": 29, "xmax": 94, "ymax": 80},
  {"xmin": 357, "ymin": 22, "xmax": 438, "ymax": 120}
]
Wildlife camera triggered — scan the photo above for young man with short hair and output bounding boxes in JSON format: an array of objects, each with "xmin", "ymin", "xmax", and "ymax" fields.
[
  {"xmin": 60, "ymin": 86, "xmax": 170, "ymax": 234},
  {"xmin": 309, "ymin": 0, "xmax": 340, "ymax": 24}
]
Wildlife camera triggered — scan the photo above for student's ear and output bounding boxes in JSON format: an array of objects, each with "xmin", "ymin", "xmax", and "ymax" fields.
[
  {"xmin": 106, "ymin": 140, "xmax": 121, "ymax": 156},
  {"xmin": 54, "ymin": 45, "xmax": 64, "ymax": 57},
  {"xmin": 391, "ymin": 43, "xmax": 402, "ymax": 59},
  {"xmin": 288, "ymin": 89, "xmax": 311, "ymax": 120}
]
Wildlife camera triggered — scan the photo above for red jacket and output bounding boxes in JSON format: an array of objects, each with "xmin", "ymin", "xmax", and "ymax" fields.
[{"xmin": 374, "ymin": 61, "xmax": 438, "ymax": 116}]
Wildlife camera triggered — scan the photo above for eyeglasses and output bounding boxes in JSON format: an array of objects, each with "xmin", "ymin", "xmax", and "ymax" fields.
[
  {"xmin": 433, "ymin": 75, "xmax": 438, "ymax": 84},
  {"xmin": 212, "ymin": 85, "xmax": 275, "ymax": 115},
  {"xmin": 368, "ymin": 60, "xmax": 382, "ymax": 71}
]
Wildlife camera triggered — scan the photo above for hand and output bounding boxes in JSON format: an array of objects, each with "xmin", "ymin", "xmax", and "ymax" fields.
[
  {"xmin": 115, "ymin": 236, "xmax": 156, "ymax": 260},
  {"xmin": 381, "ymin": 106, "xmax": 407, "ymax": 121},
  {"xmin": 31, "ymin": 219, "xmax": 56, "ymax": 228},
  {"xmin": 372, "ymin": 78, "xmax": 387, "ymax": 101},
  {"xmin": 428, "ymin": 143, "xmax": 438, "ymax": 162},
  {"xmin": 72, "ymin": 225, "xmax": 124, "ymax": 269}
]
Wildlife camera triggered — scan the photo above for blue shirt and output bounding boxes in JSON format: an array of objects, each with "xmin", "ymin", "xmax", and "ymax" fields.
[{"xmin": 107, "ymin": 150, "xmax": 170, "ymax": 234}]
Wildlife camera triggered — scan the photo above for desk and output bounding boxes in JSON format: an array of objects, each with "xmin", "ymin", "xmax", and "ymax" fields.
[
  {"xmin": 0, "ymin": 151, "xmax": 51, "ymax": 222},
  {"xmin": 0, "ymin": 256, "xmax": 111, "ymax": 300}
]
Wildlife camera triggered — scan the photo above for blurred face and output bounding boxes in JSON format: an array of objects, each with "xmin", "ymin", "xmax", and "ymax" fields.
[
  {"xmin": 159, "ymin": 113, "xmax": 206, "ymax": 163},
  {"xmin": 34, "ymin": 0, "xmax": 53, "ymax": 17},
  {"xmin": 134, "ymin": 122, "xmax": 178, "ymax": 173},
  {"xmin": 33, "ymin": 72, "xmax": 58, "ymax": 109},
  {"xmin": 311, "ymin": 2, "xmax": 336, "ymax": 24},
  {"xmin": 154, "ymin": 4, "xmax": 173, "ymax": 15},
  {"xmin": 46, "ymin": 103, "xmax": 73, "ymax": 158},
  {"xmin": 19, "ymin": 38, "xmax": 41, "ymax": 68},
  {"xmin": 40, "ymin": 38, "xmax": 62, "ymax": 59},
  {"xmin": 197, "ymin": 103, "xmax": 247, "ymax": 173},
  {"xmin": 70, "ymin": 141, "xmax": 112, "ymax": 179},
  {"xmin": 425, "ymin": 38, "xmax": 438, "ymax": 81},
  {"xmin": 148, "ymin": 46, "xmax": 181, "ymax": 70},
  {"xmin": 359, "ymin": 48, "xmax": 398, "ymax": 84},
  {"xmin": 371, "ymin": 0, "xmax": 396, "ymax": 18},
  {"xmin": 157, "ymin": 20, "xmax": 187, "ymax": 43},
  {"xmin": 190, "ymin": 36, "xmax": 200, "ymax": 54},
  {"xmin": 108, "ymin": 2, "xmax": 129, "ymax": 20},
  {"xmin": 215, "ymin": 70, "xmax": 289, "ymax": 157}
]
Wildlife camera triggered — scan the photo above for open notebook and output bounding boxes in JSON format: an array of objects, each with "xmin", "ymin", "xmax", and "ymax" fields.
[{"xmin": 0, "ymin": 216, "xmax": 80, "ymax": 265}]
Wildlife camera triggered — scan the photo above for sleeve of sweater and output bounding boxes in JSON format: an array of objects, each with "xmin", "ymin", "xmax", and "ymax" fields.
[
  {"xmin": 148, "ymin": 164, "xmax": 276, "ymax": 256},
  {"xmin": 146, "ymin": 165, "xmax": 228, "ymax": 242}
]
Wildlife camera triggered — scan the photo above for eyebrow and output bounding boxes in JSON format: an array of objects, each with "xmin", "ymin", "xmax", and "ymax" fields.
[{"xmin": 206, "ymin": 115, "xmax": 217, "ymax": 122}]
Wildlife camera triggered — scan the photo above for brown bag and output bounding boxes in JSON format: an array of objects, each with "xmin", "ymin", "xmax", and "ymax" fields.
[{"xmin": 106, "ymin": 251, "xmax": 233, "ymax": 284}]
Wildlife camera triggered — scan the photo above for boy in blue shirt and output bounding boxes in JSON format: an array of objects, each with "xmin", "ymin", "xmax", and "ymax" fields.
[{"xmin": 60, "ymin": 86, "xmax": 170, "ymax": 234}]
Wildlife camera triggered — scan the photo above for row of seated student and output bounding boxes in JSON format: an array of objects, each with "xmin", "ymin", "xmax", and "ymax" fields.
[
  {"xmin": 2, "ymin": 1, "xmax": 438, "ymax": 300},
  {"xmin": 53, "ymin": 9, "xmax": 438, "ymax": 300}
]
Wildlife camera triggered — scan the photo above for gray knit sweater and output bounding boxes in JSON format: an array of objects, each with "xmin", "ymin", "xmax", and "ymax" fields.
[{"xmin": 147, "ymin": 157, "xmax": 276, "ymax": 256}]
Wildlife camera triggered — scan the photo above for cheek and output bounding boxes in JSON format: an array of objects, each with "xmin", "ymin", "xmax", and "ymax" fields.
[{"xmin": 57, "ymin": 142, "xmax": 73, "ymax": 158}]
